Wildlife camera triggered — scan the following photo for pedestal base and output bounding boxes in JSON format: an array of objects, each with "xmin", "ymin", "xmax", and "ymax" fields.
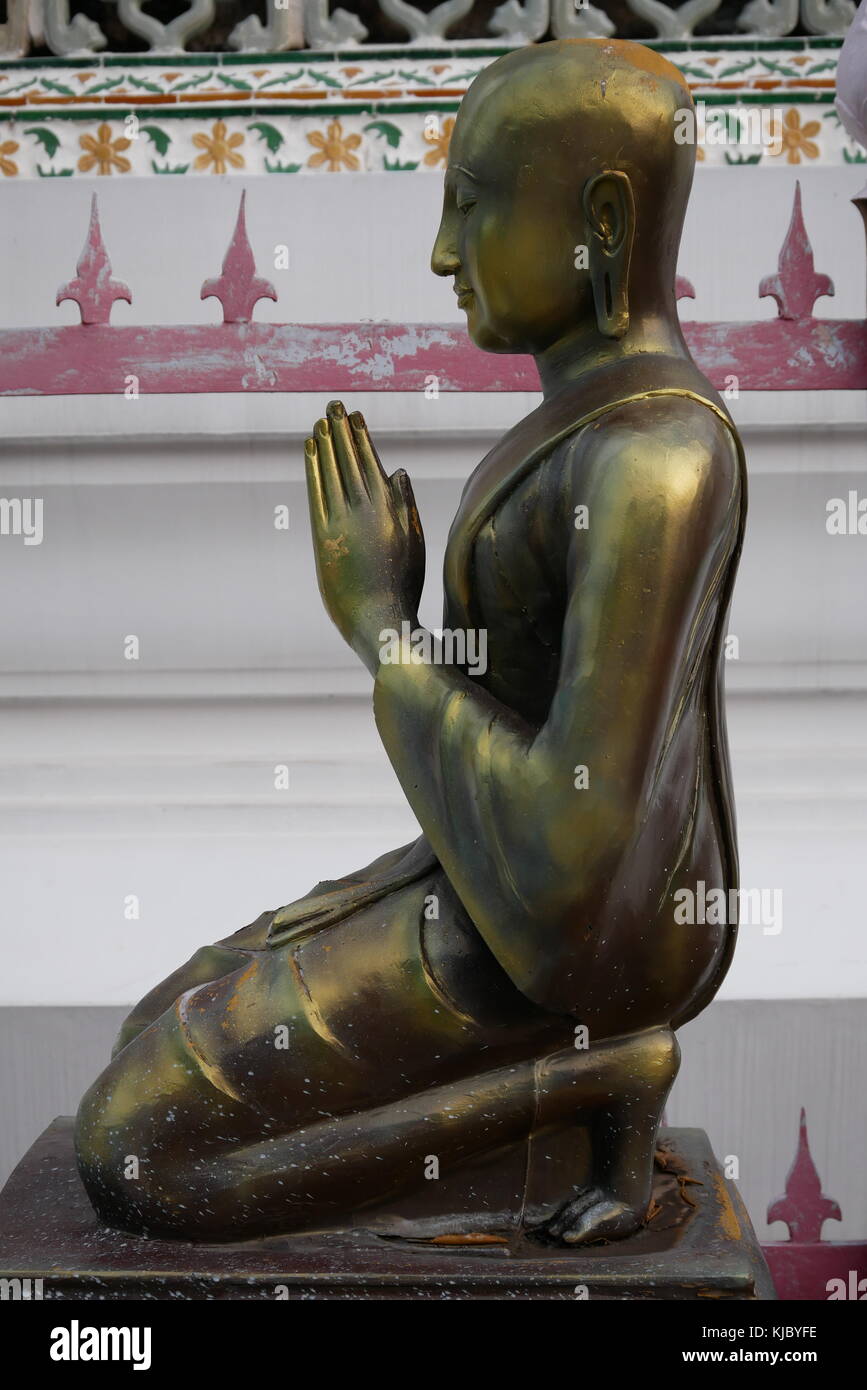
[{"xmin": 0, "ymin": 1119, "xmax": 775, "ymax": 1300}]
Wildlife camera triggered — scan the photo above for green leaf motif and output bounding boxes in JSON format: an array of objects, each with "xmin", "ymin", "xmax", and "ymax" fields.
[
  {"xmin": 758, "ymin": 60, "xmax": 799, "ymax": 78},
  {"xmin": 265, "ymin": 158, "xmax": 302, "ymax": 174},
  {"xmin": 142, "ymin": 125, "xmax": 171, "ymax": 156},
  {"xmin": 384, "ymin": 155, "xmax": 420, "ymax": 171},
  {"xmin": 843, "ymin": 149, "xmax": 867, "ymax": 163},
  {"xmin": 724, "ymin": 153, "xmax": 762, "ymax": 166},
  {"xmin": 364, "ymin": 120, "xmax": 402, "ymax": 149},
  {"xmin": 218, "ymin": 73, "xmax": 253, "ymax": 93},
  {"xmin": 349, "ymin": 69, "xmax": 395, "ymax": 87},
  {"xmin": 171, "ymin": 73, "xmax": 213, "ymax": 93},
  {"xmin": 257, "ymin": 72, "xmax": 303, "ymax": 91},
  {"xmin": 1, "ymin": 79, "xmax": 40, "ymax": 96},
  {"xmin": 36, "ymin": 165, "xmax": 73, "ymax": 177},
  {"xmin": 250, "ymin": 122, "xmax": 285, "ymax": 154},
  {"xmin": 24, "ymin": 126, "xmax": 61, "ymax": 159},
  {"xmin": 86, "ymin": 78, "xmax": 125, "ymax": 96},
  {"xmin": 128, "ymin": 75, "xmax": 164, "ymax": 95},
  {"xmin": 151, "ymin": 161, "xmax": 190, "ymax": 175},
  {"xmin": 41, "ymin": 78, "xmax": 75, "ymax": 97},
  {"xmin": 307, "ymin": 69, "xmax": 341, "ymax": 89},
  {"xmin": 718, "ymin": 61, "xmax": 755, "ymax": 80}
]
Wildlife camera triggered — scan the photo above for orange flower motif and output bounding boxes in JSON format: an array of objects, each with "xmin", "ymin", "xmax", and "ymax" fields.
[
  {"xmin": 768, "ymin": 109, "xmax": 821, "ymax": 165},
  {"xmin": 193, "ymin": 120, "xmax": 245, "ymax": 175},
  {"xmin": 423, "ymin": 115, "xmax": 455, "ymax": 168},
  {"xmin": 78, "ymin": 122, "xmax": 131, "ymax": 176},
  {"xmin": 307, "ymin": 118, "xmax": 362, "ymax": 172},
  {"xmin": 0, "ymin": 139, "xmax": 19, "ymax": 177}
]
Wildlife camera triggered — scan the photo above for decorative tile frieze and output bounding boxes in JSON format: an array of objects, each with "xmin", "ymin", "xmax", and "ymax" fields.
[{"xmin": 0, "ymin": 41, "xmax": 859, "ymax": 176}]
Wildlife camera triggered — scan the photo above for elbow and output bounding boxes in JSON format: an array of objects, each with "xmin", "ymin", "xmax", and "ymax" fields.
[
  {"xmin": 493, "ymin": 796, "xmax": 637, "ymax": 1008},
  {"xmin": 540, "ymin": 790, "xmax": 637, "ymax": 908}
]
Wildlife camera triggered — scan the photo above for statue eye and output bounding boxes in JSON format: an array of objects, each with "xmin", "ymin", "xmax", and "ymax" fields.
[{"xmin": 457, "ymin": 198, "xmax": 476, "ymax": 218}]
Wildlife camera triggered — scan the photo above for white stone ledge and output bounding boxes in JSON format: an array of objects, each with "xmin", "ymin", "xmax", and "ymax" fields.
[{"xmin": 0, "ymin": 393, "xmax": 864, "ymax": 481}]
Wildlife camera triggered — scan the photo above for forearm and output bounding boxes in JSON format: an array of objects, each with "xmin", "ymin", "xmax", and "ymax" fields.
[{"xmin": 373, "ymin": 650, "xmax": 620, "ymax": 992}]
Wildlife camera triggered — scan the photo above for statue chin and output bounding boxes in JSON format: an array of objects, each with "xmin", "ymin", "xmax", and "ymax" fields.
[{"xmin": 466, "ymin": 314, "xmax": 522, "ymax": 355}]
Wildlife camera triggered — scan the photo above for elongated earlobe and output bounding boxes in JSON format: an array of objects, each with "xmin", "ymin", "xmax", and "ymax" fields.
[{"xmin": 582, "ymin": 171, "xmax": 635, "ymax": 340}]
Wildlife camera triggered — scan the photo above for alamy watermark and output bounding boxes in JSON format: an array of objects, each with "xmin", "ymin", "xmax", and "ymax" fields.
[
  {"xmin": 379, "ymin": 622, "xmax": 488, "ymax": 676},
  {"xmin": 674, "ymin": 103, "xmax": 784, "ymax": 157},
  {"xmin": 49, "ymin": 1321, "xmax": 152, "ymax": 1370},
  {"xmin": 674, "ymin": 880, "xmax": 783, "ymax": 936},
  {"xmin": 0, "ymin": 497, "xmax": 43, "ymax": 545},
  {"xmin": 1, "ymin": 1277, "xmax": 43, "ymax": 1300}
]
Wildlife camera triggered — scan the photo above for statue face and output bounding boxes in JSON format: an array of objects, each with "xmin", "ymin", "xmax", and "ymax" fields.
[{"xmin": 431, "ymin": 100, "xmax": 589, "ymax": 356}]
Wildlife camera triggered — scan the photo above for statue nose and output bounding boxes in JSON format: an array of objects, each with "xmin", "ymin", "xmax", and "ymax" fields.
[{"xmin": 431, "ymin": 225, "xmax": 460, "ymax": 278}]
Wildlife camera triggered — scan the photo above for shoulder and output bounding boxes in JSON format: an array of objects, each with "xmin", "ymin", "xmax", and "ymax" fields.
[{"xmin": 551, "ymin": 391, "xmax": 742, "ymax": 522}]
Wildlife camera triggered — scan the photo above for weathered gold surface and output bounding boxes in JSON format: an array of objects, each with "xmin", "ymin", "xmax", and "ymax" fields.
[{"xmin": 75, "ymin": 39, "xmax": 746, "ymax": 1248}]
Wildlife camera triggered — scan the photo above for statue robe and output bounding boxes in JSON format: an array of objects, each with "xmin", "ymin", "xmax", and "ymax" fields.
[{"xmin": 112, "ymin": 351, "xmax": 746, "ymax": 1133}]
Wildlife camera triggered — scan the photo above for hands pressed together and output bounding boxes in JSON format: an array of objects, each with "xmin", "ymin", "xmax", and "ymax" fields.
[{"xmin": 304, "ymin": 400, "xmax": 426, "ymax": 676}]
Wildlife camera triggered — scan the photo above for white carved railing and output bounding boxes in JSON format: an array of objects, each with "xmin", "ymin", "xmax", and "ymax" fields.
[{"xmin": 0, "ymin": 0, "xmax": 858, "ymax": 59}]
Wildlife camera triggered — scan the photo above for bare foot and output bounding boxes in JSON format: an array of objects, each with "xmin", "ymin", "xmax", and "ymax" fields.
[{"xmin": 529, "ymin": 1186, "xmax": 645, "ymax": 1246}]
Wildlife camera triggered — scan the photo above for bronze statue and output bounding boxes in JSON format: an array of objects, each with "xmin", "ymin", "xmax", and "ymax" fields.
[{"xmin": 75, "ymin": 38, "xmax": 746, "ymax": 1247}]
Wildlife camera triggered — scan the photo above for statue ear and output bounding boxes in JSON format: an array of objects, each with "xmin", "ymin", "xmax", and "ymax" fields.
[{"xmin": 582, "ymin": 171, "xmax": 635, "ymax": 340}]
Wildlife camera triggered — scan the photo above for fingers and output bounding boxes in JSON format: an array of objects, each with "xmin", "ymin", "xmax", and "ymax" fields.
[
  {"xmin": 390, "ymin": 468, "xmax": 419, "ymax": 536},
  {"xmin": 304, "ymin": 437, "xmax": 327, "ymax": 527},
  {"xmin": 350, "ymin": 410, "xmax": 389, "ymax": 502},
  {"xmin": 308, "ymin": 402, "xmax": 394, "ymax": 521},
  {"xmin": 326, "ymin": 400, "xmax": 369, "ymax": 505},
  {"xmin": 313, "ymin": 414, "xmax": 344, "ymax": 515}
]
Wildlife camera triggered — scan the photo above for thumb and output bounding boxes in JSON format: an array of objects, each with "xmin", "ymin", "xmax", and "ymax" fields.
[{"xmin": 390, "ymin": 468, "xmax": 416, "ymax": 528}]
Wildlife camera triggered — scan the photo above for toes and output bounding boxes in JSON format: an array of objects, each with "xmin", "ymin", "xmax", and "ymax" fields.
[
  {"xmin": 529, "ymin": 1190, "xmax": 644, "ymax": 1247},
  {"xmin": 529, "ymin": 1186, "xmax": 606, "ymax": 1243},
  {"xmin": 560, "ymin": 1199, "xmax": 616, "ymax": 1245}
]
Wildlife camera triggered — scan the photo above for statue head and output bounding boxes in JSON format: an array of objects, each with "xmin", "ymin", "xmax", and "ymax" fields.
[{"xmin": 431, "ymin": 39, "xmax": 695, "ymax": 357}]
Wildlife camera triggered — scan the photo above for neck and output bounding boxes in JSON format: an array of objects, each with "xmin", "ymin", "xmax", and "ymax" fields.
[{"xmin": 534, "ymin": 311, "xmax": 689, "ymax": 401}]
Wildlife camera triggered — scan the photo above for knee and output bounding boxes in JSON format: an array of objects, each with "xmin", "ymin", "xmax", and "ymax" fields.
[
  {"xmin": 76, "ymin": 1009, "xmax": 269, "ymax": 1239},
  {"xmin": 75, "ymin": 1040, "xmax": 182, "ymax": 1236},
  {"xmin": 75, "ymin": 1016, "xmax": 212, "ymax": 1237},
  {"xmin": 646, "ymin": 1025, "xmax": 680, "ymax": 1089},
  {"xmin": 76, "ymin": 1069, "xmax": 153, "ymax": 1235}
]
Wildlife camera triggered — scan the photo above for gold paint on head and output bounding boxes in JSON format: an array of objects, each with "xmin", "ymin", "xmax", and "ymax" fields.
[{"xmin": 431, "ymin": 39, "xmax": 695, "ymax": 363}]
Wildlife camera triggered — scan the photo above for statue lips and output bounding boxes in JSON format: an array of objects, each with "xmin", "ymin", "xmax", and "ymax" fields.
[{"xmin": 455, "ymin": 283, "xmax": 474, "ymax": 308}]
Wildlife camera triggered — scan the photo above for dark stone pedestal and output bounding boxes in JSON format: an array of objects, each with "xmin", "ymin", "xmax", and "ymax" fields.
[{"xmin": 0, "ymin": 1119, "xmax": 775, "ymax": 1300}]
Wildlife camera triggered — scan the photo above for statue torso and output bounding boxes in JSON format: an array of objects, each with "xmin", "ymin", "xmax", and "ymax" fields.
[{"xmin": 438, "ymin": 381, "xmax": 745, "ymax": 1033}]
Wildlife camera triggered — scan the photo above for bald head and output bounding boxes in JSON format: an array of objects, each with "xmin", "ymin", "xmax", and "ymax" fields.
[
  {"xmin": 432, "ymin": 39, "xmax": 694, "ymax": 355},
  {"xmin": 450, "ymin": 39, "xmax": 695, "ymax": 265}
]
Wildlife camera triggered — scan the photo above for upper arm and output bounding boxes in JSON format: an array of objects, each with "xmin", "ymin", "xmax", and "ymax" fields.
[{"xmin": 532, "ymin": 396, "xmax": 741, "ymax": 844}]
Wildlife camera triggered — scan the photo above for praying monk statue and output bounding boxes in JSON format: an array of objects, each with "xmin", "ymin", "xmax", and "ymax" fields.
[{"xmin": 76, "ymin": 38, "xmax": 746, "ymax": 1247}]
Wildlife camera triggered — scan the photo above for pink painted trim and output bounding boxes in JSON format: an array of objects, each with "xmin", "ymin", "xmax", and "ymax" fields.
[
  {"xmin": 762, "ymin": 1242, "xmax": 867, "ymax": 1301},
  {"xmin": 55, "ymin": 195, "xmax": 131, "ymax": 328},
  {"xmin": 761, "ymin": 1109, "xmax": 864, "ymax": 1300},
  {"xmin": 759, "ymin": 183, "xmax": 835, "ymax": 321},
  {"xmin": 200, "ymin": 190, "xmax": 277, "ymax": 326},
  {"xmin": 1, "ymin": 185, "xmax": 863, "ymax": 398},
  {"xmin": 1, "ymin": 318, "xmax": 864, "ymax": 396},
  {"xmin": 768, "ymin": 1108, "xmax": 842, "ymax": 1243}
]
